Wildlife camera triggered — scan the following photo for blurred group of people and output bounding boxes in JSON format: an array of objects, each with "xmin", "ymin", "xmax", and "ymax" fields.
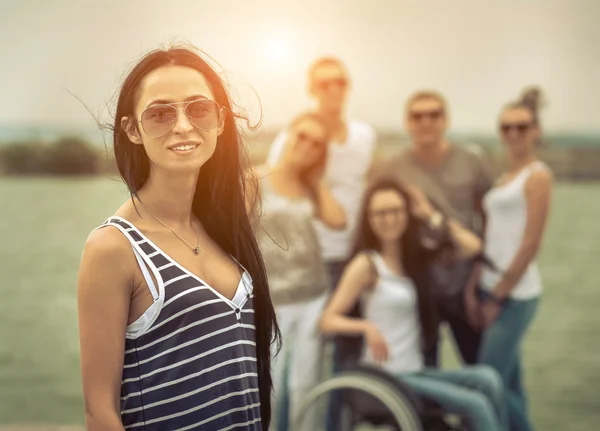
[
  {"xmin": 76, "ymin": 45, "xmax": 552, "ymax": 431},
  {"xmin": 257, "ymin": 57, "xmax": 553, "ymax": 431}
]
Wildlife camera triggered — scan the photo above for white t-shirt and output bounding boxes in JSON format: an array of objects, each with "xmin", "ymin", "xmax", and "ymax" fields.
[{"xmin": 266, "ymin": 120, "xmax": 377, "ymax": 261}]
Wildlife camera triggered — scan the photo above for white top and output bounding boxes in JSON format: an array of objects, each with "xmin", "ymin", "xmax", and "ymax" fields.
[
  {"xmin": 361, "ymin": 252, "xmax": 424, "ymax": 374},
  {"xmin": 266, "ymin": 120, "xmax": 377, "ymax": 261},
  {"xmin": 481, "ymin": 161, "xmax": 549, "ymax": 300}
]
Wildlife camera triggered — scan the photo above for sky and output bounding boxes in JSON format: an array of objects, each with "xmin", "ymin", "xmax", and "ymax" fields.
[{"xmin": 1, "ymin": 0, "xmax": 599, "ymax": 134}]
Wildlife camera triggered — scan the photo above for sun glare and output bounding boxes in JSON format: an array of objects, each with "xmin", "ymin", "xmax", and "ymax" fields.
[{"xmin": 264, "ymin": 37, "xmax": 289, "ymax": 65}]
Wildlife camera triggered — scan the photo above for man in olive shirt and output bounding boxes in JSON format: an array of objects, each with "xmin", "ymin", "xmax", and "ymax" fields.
[{"xmin": 378, "ymin": 90, "xmax": 494, "ymax": 367}]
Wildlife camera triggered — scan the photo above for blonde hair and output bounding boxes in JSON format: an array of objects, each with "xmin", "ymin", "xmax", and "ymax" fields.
[{"xmin": 307, "ymin": 56, "xmax": 347, "ymax": 83}]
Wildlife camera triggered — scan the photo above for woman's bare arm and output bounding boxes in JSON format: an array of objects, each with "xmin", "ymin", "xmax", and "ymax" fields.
[
  {"xmin": 406, "ymin": 185, "xmax": 482, "ymax": 259},
  {"xmin": 445, "ymin": 217, "xmax": 483, "ymax": 259},
  {"xmin": 313, "ymin": 181, "xmax": 347, "ymax": 230},
  {"xmin": 77, "ymin": 228, "xmax": 135, "ymax": 431},
  {"xmin": 319, "ymin": 253, "xmax": 375, "ymax": 336}
]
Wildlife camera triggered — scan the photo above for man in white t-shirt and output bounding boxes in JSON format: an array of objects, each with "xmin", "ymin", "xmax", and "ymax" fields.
[
  {"xmin": 266, "ymin": 57, "xmax": 376, "ymax": 431},
  {"xmin": 267, "ymin": 57, "xmax": 377, "ymax": 285}
]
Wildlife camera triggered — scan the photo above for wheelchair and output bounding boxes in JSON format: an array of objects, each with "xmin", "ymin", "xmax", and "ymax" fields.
[{"xmin": 292, "ymin": 334, "xmax": 466, "ymax": 431}]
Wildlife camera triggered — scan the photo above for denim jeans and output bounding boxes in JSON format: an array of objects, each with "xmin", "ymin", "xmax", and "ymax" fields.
[
  {"xmin": 478, "ymin": 292, "xmax": 539, "ymax": 431},
  {"xmin": 400, "ymin": 365, "xmax": 508, "ymax": 431}
]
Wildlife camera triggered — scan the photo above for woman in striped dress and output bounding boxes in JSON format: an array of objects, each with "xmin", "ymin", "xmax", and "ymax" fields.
[{"xmin": 76, "ymin": 45, "xmax": 280, "ymax": 430}]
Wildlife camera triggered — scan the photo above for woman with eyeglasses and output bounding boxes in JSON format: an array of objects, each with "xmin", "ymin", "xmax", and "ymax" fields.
[
  {"xmin": 253, "ymin": 111, "xmax": 346, "ymax": 431},
  {"xmin": 319, "ymin": 177, "xmax": 508, "ymax": 431},
  {"xmin": 76, "ymin": 45, "xmax": 280, "ymax": 431},
  {"xmin": 465, "ymin": 87, "xmax": 553, "ymax": 431}
]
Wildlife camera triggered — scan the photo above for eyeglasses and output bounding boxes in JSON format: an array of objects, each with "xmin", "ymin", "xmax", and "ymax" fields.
[
  {"xmin": 499, "ymin": 122, "xmax": 532, "ymax": 134},
  {"xmin": 138, "ymin": 99, "xmax": 224, "ymax": 138},
  {"xmin": 369, "ymin": 206, "xmax": 406, "ymax": 220},
  {"xmin": 408, "ymin": 109, "xmax": 444, "ymax": 122},
  {"xmin": 297, "ymin": 131, "xmax": 327, "ymax": 148},
  {"xmin": 315, "ymin": 78, "xmax": 348, "ymax": 91}
]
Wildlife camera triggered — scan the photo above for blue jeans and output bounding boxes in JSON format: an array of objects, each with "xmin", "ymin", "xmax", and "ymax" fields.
[
  {"xmin": 400, "ymin": 365, "xmax": 508, "ymax": 431},
  {"xmin": 478, "ymin": 292, "xmax": 539, "ymax": 431}
]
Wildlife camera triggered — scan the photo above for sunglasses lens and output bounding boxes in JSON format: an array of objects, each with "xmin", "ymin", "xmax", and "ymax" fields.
[
  {"xmin": 140, "ymin": 100, "xmax": 221, "ymax": 138},
  {"xmin": 410, "ymin": 110, "xmax": 443, "ymax": 122},
  {"xmin": 319, "ymin": 78, "xmax": 347, "ymax": 90},
  {"xmin": 186, "ymin": 100, "xmax": 220, "ymax": 130},
  {"xmin": 500, "ymin": 123, "xmax": 530, "ymax": 134},
  {"xmin": 297, "ymin": 131, "xmax": 326, "ymax": 148},
  {"xmin": 141, "ymin": 105, "xmax": 177, "ymax": 138}
]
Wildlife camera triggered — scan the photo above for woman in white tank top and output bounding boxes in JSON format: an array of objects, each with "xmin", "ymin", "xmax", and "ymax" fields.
[
  {"xmin": 320, "ymin": 178, "xmax": 508, "ymax": 431},
  {"xmin": 465, "ymin": 88, "xmax": 553, "ymax": 431}
]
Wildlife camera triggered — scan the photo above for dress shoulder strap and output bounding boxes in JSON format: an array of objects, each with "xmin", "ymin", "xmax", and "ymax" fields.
[{"xmin": 94, "ymin": 216, "xmax": 163, "ymax": 300}]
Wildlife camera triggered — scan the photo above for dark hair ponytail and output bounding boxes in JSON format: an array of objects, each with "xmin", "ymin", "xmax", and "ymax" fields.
[
  {"xmin": 504, "ymin": 86, "xmax": 546, "ymax": 146},
  {"xmin": 518, "ymin": 86, "xmax": 545, "ymax": 125}
]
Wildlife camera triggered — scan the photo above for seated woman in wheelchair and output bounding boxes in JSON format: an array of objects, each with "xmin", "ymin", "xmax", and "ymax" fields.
[{"xmin": 319, "ymin": 177, "xmax": 508, "ymax": 431}]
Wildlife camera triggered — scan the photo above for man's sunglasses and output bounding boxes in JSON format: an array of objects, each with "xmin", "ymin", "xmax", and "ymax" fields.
[
  {"xmin": 408, "ymin": 109, "xmax": 444, "ymax": 122},
  {"xmin": 315, "ymin": 78, "xmax": 348, "ymax": 91}
]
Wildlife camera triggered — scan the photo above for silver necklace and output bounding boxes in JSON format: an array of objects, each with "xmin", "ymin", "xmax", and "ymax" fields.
[{"xmin": 139, "ymin": 201, "xmax": 201, "ymax": 255}]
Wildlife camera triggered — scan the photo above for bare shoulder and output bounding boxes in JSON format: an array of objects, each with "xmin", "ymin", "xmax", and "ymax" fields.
[
  {"xmin": 83, "ymin": 226, "xmax": 133, "ymax": 261},
  {"xmin": 346, "ymin": 252, "xmax": 375, "ymax": 278},
  {"xmin": 526, "ymin": 166, "xmax": 554, "ymax": 190},
  {"xmin": 79, "ymin": 226, "xmax": 135, "ymax": 289}
]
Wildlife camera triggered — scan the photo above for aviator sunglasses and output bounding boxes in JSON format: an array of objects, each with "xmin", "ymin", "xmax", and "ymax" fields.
[{"xmin": 138, "ymin": 99, "xmax": 224, "ymax": 138}]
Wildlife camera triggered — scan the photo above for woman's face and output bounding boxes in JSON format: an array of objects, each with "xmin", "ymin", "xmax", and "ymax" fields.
[
  {"xmin": 124, "ymin": 65, "xmax": 224, "ymax": 174},
  {"xmin": 368, "ymin": 189, "xmax": 409, "ymax": 243},
  {"xmin": 285, "ymin": 118, "xmax": 328, "ymax": 170},
  {"xmin": 498, "ymin": 107, "xmax": 539, "ymax": 159}
]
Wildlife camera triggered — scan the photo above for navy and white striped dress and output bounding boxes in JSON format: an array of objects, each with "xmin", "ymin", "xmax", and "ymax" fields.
[{"xmin": 98, "ymin": 217, "xmax": 262, "ymax": 430}]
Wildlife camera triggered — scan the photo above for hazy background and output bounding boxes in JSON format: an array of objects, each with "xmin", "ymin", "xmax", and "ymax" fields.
[
  {"xmin": 1, "ymin": 1, "xmax": 599, "ymax": 430},
  {"xmin": 1, "ymin": 0, "xmax": 600, "ymax": 136}
]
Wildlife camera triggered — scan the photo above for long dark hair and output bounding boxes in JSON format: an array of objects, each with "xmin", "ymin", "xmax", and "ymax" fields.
[
  {"xmin": 349, "ymin": 177, "xmax": 450, "ymax": 350},
  {"xmin": 112, "ymin": 45, "xmax": 280, "ymax": 429}
]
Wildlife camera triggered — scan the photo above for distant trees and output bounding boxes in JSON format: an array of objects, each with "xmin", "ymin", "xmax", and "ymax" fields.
[{"xmin": 0, "ymin": 137, "xmax": 117, "ymax": 176}]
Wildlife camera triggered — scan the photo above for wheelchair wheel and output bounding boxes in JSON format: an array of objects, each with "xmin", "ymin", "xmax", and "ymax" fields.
[{"xmin": 292, "ymin": 370, "xmax": 424, "ymax": 431}]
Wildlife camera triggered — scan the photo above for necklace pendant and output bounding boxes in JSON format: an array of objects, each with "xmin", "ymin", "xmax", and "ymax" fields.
[{"xmin": 193, "ymin": 247, "xmax": 200, "ymax": 255}]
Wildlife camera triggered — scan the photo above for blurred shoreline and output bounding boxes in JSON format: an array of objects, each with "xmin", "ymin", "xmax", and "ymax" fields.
[
  {"xmin": 1, "ymin": 125, "xmax": 599, "ymax": 180},
  {"xmin": 1, "ymin": 124, "xmax": 600, "ymax": 148}
]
